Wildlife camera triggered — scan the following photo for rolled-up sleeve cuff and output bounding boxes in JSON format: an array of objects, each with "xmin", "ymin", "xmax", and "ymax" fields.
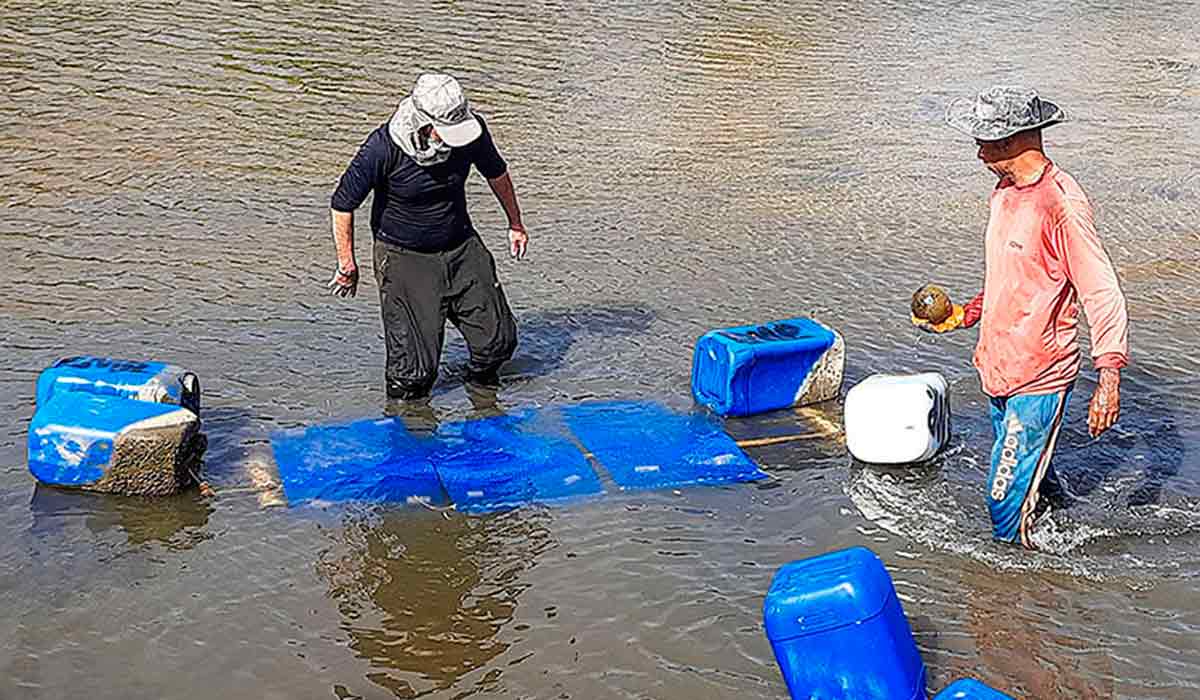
[{"xmin": 1094, "ymin": 352, "xmax": 1128, "ymax": 370}]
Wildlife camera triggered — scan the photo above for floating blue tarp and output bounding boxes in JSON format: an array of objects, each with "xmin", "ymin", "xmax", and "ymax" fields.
[
  {"xmin": 270, "ymin": 401, "xmax": 769, "ymax": 513},
  {"xmin": 564, "ymin": 401, "xmax": 767, "ymax": 490}
]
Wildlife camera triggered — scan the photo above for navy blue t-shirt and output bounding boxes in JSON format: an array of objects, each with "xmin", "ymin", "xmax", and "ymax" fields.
[{"xmin": 330, "ymin": 116, "xmax": 508, "ymax": 253}]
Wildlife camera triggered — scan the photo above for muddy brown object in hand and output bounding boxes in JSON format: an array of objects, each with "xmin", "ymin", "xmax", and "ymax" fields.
[
  {"xmin": 911, "ymin": 284, "xmax": 954, "ymax": 325},
  {"xmin": 89, "ymin": 418, "xmax": 208, "ymax": 496}
]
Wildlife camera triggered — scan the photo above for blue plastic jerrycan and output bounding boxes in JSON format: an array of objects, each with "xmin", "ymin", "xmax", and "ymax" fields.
[
  {"xmin": 763, "ymin": 546, "xmax": 926, "ymax": 700},
  {"xmin": 28, "ymin": 392, "xmax": 199, "ymax": 487},
  {"xmin": 691, "ymin": 317, "xmax": 844, "ymax": 417},
  {"xmin": 36, "ymin": 355, "xmax": 201, "ymax": 414},
  {"xmin": 934, "ymin": 679, "xmax": 1014, "ymax": 699}
]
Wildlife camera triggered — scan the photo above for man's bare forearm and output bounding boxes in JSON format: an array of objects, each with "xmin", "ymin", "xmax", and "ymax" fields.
[
  {"xmin": 331, "ymin": 209, "xmax": 356, "ymax": 270},
  {"xmin": 487, "ymin": 172, "xmax": 524, "ymax": 230}
]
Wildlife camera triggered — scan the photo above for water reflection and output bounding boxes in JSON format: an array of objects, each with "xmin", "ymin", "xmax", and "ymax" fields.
[
  {"xmin": 957, "ymin": 568, "xmax": 1117, "ymax": 699},
  {"xmin": 28, "ymin": 483, "xmax": 213, "ymax": 551},
  {"xmin": 319, "ymin": 508, "xmax": 554, "ymax": 698}
]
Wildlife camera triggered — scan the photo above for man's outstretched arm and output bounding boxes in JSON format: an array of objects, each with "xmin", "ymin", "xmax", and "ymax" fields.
[
  {"xmin": 327, "ymin": 129, "xmax": 389, "ymax": 298},
  {"xmin": 1055, "ymin": 200, "xmax": 1129, "ymax": 437},
  {"xmin": 487, "ymin": 171, "xmax": 528, "ymax": 260},
  {"xmin": 328, "ymin": 209, "xmax": 358, "ymax": 297}
]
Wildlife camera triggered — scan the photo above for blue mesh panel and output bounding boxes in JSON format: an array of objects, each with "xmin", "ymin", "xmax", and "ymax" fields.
[
  {"xmin": 563, "ymin": 401, "xmax": 767, "ymax": 490},
  {"xmin": 271, "ymin": 402, "xmax": 766, "ymax": 510},
  {"xmin": 270, "ymin": 417, "xmax": 446, "ymax": 506},
  {"xmin": 432, "ymin": 409, "xmax": 603, "ymax": 514}
]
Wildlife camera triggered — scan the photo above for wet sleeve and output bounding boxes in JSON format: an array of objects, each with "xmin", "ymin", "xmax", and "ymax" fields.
[
  {"xmin": 1053, "ymin": 198, "xmax": 1130, "ymax": 369},
  {"xmin": 331, "ymin": 129, "xmax": 389, "ymax": 213},
  {"xmin": 962, "ymin": 291, "xmax": 984, "ymax": 328},
  {"xmin": 471, "ymin": 117, "xmax": 508, "ymax": 180}
]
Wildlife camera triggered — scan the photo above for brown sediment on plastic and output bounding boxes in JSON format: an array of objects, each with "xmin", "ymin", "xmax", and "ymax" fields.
[
  {"xmin": 88, "ymin": 420, "xmax": 208, "ymax": 496},
  {"xmin": 911, "ymin": 284, "xmax": 954, "ymax": 325}
]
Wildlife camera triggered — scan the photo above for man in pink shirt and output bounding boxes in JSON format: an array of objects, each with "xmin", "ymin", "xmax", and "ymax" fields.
[{"xmin": 917, "ymin": 86, "xmax": 1130, "ymax": 548}]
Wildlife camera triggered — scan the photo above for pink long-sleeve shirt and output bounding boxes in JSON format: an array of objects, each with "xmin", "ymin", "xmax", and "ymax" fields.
[{"xmin": 962, "ymin": 163, "xmax": 1129, "ymax": 397}]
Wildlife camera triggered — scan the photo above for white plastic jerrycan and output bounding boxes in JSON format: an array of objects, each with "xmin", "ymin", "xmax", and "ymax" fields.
[{"xmin": 844, "ymin": 372, "xmax": 950, "ymax": 464}]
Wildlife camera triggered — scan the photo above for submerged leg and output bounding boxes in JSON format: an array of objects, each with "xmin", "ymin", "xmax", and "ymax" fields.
[{"xmin": 986, "ymin": 389, "xmax": 1071, "ymax": 548}]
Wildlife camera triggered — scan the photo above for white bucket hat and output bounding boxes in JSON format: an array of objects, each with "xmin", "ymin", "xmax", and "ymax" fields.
[{"xmin": 409, "ymin": 73, "xmax": 482, "ymax": 147}]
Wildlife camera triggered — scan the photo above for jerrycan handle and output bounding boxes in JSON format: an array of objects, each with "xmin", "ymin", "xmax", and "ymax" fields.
[{"xmin": 179, "ymin": 372, "xmax": 201, "ymax": 415}]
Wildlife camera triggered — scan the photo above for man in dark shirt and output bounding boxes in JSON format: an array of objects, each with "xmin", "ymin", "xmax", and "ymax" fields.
[{"xmin": 328, "ymin": 73, "xmax": 528, "ymax": 406}]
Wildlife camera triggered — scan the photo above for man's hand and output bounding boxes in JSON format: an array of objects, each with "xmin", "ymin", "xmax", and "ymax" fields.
[
  {"xmin": 912, "ymin": 304, "xmax": 965, "ymax": 334},
  {"xmin": 329, "ymin": 209, "xmax": 358, "ymax": 297},
  {"xmin": 1088, "ymin": 367, "xmax": 1121, "ymax": 437},
  {"xmin": 327, "ymin": 263, "xmax": 359, "ymax": 298},
  {"xmin": 508, "ymin": 226, "xmax": 529, "ymax": 260}
]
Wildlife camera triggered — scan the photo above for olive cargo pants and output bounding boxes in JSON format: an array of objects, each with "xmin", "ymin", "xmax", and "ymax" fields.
[{"xmin": 373, "ymin": 236, "xmax": 518, "ymax": 400}]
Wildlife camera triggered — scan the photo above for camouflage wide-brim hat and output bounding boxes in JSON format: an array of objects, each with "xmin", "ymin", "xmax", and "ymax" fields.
[{"xmin": 945, "ymin": 86, "xmax": 1067, "ymax": 141}]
